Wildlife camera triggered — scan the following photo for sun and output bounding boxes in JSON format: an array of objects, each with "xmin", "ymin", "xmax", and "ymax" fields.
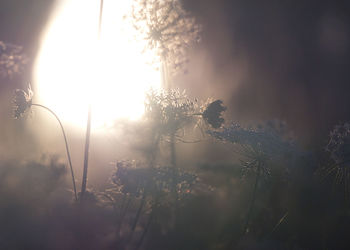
[{"xmin": 34, "ymin": 0, "xmax": 161, "ymax": 129}]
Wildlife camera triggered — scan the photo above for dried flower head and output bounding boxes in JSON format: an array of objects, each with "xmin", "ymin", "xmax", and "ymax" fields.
[
  {"xmin": 132, "ymin": 0, "xmax": 201, "ymax": 74},
  {"xmin": 202, "ymin": 100, "xmax": 226, "ymax": 129},
  {"xmin": 0, "ymin": 41, "xmax": 28, "ymax": 78},
  {"xmin": 13, "ymin": 85, "xmax": 33, "ymax": 119}
]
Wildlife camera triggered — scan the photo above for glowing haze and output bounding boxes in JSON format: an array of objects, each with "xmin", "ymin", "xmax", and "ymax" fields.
[{"xmin": 34, "ymin": 0, "xmax": 161, "ymax": 128}]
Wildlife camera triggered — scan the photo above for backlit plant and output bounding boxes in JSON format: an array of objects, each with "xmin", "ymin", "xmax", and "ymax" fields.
[{"xmin": 131, "ymin": 0, "xmax": 201, "ymax": 76}]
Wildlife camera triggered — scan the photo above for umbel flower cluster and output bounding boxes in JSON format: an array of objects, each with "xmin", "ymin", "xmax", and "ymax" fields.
[
  {"xmin": 145, "ymin": 89, "xmax": 226, "ymax": 134},
  {"xmin": 132, "ymin": 0, "xmax": 201, "ymax": 74},
  {"xmin": 208, "ymin": 122, "xmax": 296, "ymax": 177},
  {"xmin": 0, "ymin": 41, "xmax": 28, "ymax": 78},
  {"xmin": 208, "ymin": 123, "xmax": 295, "ymax": 157}
]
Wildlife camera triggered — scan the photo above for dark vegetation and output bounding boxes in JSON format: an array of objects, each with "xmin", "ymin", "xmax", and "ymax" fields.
[{"xmin": 6, "ymin": 86, "xmax": 350, "ymax": 249}]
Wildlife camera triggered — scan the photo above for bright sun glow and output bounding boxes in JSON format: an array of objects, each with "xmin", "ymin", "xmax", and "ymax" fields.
[{"xmin": 34, "ymin": 0, "xmax": 160, "ymax": 128}]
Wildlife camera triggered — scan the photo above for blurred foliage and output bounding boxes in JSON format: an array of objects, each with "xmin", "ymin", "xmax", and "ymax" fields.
[
  {"xmin": 7, "ymin": 114, "xmax": 350, "ymax": 249},
  {"xmin": 111, "ymin": 160, "xmax": 197, "ymax": 199},
  {"xmin": 0, "ymin": 41, "xmax": 28, "ymax": 78}
]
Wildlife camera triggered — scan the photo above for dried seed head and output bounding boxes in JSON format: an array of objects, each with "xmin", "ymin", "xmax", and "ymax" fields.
[
  {"xmin": 202, "ymin": 100, "xmax": 226, "ymax": 129},
  {"xmin": 13, "ymin": 85, "xmax": 33, "ymax": 119}
]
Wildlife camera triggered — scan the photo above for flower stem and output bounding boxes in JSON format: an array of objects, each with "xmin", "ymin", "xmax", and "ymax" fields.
[
  {"xmin": 80, "ymin": 0, "xmax": 104, "ymax": 201},
  {"xmin": 31, "ymin": 103, "xmax": 78, "ymax": 201},
  {"xmin": 81, "ymin": 104, "xmax": 92, "ymax": 200}
]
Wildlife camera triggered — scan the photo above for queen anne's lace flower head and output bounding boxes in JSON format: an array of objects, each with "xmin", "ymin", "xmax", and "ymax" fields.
[{"xmin": 132, "ymin": 0, "xmax": 201, "ymax": 75}]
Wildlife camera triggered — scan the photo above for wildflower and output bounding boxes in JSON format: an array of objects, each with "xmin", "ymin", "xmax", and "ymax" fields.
[
  {"xmin": 132, "ymin": 0, "xmax": 201, "ymax": 74},
  {"xmin": 202, "ymin": 100, "xmax": 226, "ymax": 129},
  {"xmin": 144, "ymin": 89, "xmax": 196, "ymax": 135},
  {"xmin": 208, "ymin": 122, "xmax": 295, "ymax": 177},
  {"xmin": 13, "ymin": 85, "xmax": 33, "ymax": 119}
]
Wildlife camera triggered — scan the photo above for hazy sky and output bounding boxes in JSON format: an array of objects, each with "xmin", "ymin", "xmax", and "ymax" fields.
[{"xmin": 1, "ymin": 0, "xmax": 350, "ymax": 145}]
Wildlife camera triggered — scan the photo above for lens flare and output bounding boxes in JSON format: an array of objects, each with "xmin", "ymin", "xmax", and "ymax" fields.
[{"xmin": 34, "ymin": 0, "xmax": 161, "ymax": 128}]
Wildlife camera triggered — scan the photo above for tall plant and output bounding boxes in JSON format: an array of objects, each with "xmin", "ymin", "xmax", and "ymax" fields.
[{"xmin": 132, "ymin": 0, "xmax": 202, "ymax": 202}]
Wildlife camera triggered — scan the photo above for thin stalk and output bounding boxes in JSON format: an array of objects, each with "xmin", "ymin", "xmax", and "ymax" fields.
[
  {"xmin": 81, "ymin": 0, "xmax": 104, "ymax": 200},
  {"xmin": 116, "ymin": 196, "xmax": 132, "ymax": 238},
  {"xmin": 129, "ymin": 193, "xmax": 146, "ymax": 240},
  {"xmin": 161, "ymin": 56, "xmax": 170, "ymax": 90},
  {"xmin": 170, "ymin": 133, "xmax": 177, "ymax": 168},
  {"xmin": 31, "ymin": 103, "xmax": 77, "ymax": 201},
  {"xmin": 98, "ymin": 0, "xmax": 104, "ymax": 38},
  {"xmin": 170, "ymin": 132, "xmax": 178, "ymax": 202},
  {"xmin": 135, "ymin": 202, "xmax": 155, "ymax": 250},
  {"xmin": 134, "ymin": 193, "xmax": 160, "ymax": 250},
  {"xmin": 81, "ymin": 104, "xmax": 92, "ymax": 199},
  {"xmin": 149, "ymin": 132, "xmax": 160, "ymax": 168}
]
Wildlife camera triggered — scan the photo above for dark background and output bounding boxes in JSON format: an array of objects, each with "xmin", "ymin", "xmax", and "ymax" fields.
[{"xmin": 186, "ymin": 0, "xmax": 350, "ymax": 146}]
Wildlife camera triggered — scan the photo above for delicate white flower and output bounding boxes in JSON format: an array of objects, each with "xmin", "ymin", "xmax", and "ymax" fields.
[{"xmin": 132, "ymin": 0, "xmax": 201, "ymax": 74}]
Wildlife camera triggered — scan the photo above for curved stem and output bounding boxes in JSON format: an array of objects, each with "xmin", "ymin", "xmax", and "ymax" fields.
[{"xmin": 31, "ymin": 103, "xmax": 78, "ymax": 201}]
